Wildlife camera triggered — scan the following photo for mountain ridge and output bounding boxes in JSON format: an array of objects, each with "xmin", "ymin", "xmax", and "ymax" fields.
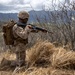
[{"xmin": 0, "ymin": 10, "xmax": 74, "ymax": 23}]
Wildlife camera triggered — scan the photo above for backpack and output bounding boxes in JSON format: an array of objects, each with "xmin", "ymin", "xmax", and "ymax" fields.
[{"xmin": 3, "ymin": 20, "xmax": 16, "ymax": 45}]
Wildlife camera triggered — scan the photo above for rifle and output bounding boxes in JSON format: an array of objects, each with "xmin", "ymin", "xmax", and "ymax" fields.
[{"xmin": 28, "ymin": 24, "xmax": 53, "ymax": 34}]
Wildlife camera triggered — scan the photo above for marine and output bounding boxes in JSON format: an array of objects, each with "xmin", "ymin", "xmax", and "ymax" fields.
[
  {"xmin": 12, "ymin": 11, "xmax": 36, "ymax": 67},
  {"xmin": 1, "ymin": 10, "xmax": 50, "ymax": 68}
]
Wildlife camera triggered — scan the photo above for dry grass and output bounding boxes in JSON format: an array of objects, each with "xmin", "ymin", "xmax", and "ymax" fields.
[
  {"xmin": 26, "ymin": 40, "xmax": 55, "ymax": 67},
  {"xmin": 0, "ymin": 40, "xmax": 75, "ymax": 75},
  {"xmin": 51, "ymin": 48, "xmax": 75, "ymax": 69},
  {"xmin": 23, "ymin": 68, "xmax": 74, "ymax": 75}
]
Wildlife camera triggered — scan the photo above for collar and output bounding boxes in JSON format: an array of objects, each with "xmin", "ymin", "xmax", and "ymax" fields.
[{"xmin": 17, "ymin": 22, "xmax": 27, "ymax": 29}]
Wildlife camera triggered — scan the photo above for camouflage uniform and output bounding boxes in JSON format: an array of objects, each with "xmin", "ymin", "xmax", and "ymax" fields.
[
  {"xmin": 12, "ymin": 11, "xmax": 31, "ymax": 67},
  {"xmin": 13, "ymin": 24, "xmax": 32, "ymax": 66}
]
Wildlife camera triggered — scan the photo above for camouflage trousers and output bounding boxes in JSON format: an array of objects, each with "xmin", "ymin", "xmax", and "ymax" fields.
[{"xmin": 15, "ymin": 43, "xmax": 27, "ymax": 67}]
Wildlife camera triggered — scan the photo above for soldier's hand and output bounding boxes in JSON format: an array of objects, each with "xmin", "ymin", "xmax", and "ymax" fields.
[{"xmin": 27, "ymin": 25, "xmax": 33, "ymax": 29}]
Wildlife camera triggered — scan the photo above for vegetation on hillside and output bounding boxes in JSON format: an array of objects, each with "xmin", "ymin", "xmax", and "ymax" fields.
[
  {"xmin": 0, "ymin": 40, "xmax": 75, "ymax": 75},
  {"xmin": 0, "ymin": 0, "xmax": 75, "ymax": 75}
]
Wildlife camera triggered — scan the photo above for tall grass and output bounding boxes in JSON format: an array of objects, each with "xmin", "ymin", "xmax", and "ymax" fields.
[{"xmin": 0, "ymin": 40, "xmax": 75, "ymax": 75}]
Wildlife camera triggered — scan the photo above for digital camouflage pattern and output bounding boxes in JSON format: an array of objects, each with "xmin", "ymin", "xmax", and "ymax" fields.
[
  {"xmin": 17, "ymin": 11, "xmax": 29, "ymax": 19},
  {"xmin": 13, "ymin": 24, "xmax": 32, "ymax": 66}
]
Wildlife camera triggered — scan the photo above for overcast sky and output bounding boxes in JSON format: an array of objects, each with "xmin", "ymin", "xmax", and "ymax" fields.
[{"xmin": 0, "ymin": 0, "xmax": 74, "ymax": 13}]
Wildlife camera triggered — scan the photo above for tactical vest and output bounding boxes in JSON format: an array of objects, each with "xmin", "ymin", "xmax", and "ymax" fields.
[{"xmin": 3, "ymin": 20, "xmax": 28, "ymax": 45}]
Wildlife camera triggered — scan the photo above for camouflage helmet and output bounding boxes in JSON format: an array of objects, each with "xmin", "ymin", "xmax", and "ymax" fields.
[{"xmin": 18, "ymin": 11, "xmax": 29, "ymax": 19}]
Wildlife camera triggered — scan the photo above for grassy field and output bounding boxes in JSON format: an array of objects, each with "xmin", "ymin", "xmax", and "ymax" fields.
[
  {"xmin": 0, "ymin": 21, "xmax": 75, "ymax": 75},
  {"xmin": 0, "ymin": 40, "xmax": 75, "ymax": 75}
]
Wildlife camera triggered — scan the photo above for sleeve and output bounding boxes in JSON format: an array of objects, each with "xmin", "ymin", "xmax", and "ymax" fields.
[{"xmin": 13, "ymin": 24, "xmax": 32, "ymax": 39}]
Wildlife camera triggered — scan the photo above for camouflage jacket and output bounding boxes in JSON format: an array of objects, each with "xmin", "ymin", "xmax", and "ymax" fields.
[{"xmin": 13, "ymin": 24, "xmax": 32, "ymax": 44}]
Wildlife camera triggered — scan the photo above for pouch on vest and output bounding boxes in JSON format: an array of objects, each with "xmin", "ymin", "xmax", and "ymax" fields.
[{"xmin": 3, "ymin": 20, "xmax": 16, "ymax": 45}]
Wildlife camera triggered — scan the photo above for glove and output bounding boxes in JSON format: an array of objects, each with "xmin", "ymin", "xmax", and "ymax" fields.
[{"xmin": 25, "ymin": 25, "xmax": 33, "ymax": 33}]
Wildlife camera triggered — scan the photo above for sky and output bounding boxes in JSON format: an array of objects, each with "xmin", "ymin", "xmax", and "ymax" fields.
[{"xmin": 0, "ymin": 0, "xmax": 74, "ymax": 13}]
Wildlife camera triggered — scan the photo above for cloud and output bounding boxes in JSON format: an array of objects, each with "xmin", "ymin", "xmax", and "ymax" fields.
[
  {"xmin": 0, "ymin": 0, "xmax": 29, "ymax": 13},
  {"xmin": 0, "ymin": 0, "xmax": 45, "ymax": 13},
  {"xmin": 0, "ymin": 0, "xmax": 72, "ymax": 13},
  {"xmin": 0, "ymin": 0, "xmax": 12, "ymax": 4}
]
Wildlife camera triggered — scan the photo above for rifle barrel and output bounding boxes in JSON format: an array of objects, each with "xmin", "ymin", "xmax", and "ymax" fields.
[{"xmin": 28, "ymin": 24, "xmax": 53, "ymax": 34}]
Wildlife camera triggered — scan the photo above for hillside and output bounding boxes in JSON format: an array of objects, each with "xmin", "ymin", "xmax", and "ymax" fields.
[
  {"xmin": 0, "ymin": 10, "xmax": 49, "ymax": 23},
  {"xmin": 0, "ymin": 10, "xmax": 75, "ymax": 23},
  {"xmin": 0, "ymin": 10, "xmax": 75, "ymax": 75},
  {"xmin": 0, "ymin": 40, "xmax": 75, "ymax": 75}
]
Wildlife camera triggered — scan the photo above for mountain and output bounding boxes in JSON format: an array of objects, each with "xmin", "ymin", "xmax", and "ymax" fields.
[
  {"xmin": 0, "ymin": 10, "xmax": 75, "ymax": 23},
  {"xmin": 0, "ymin": 10, "xmax": 50, "ymax": 23},
  {"xmin": 0, "ymin": 13, "xmax": 17, "ymax": 21}
]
